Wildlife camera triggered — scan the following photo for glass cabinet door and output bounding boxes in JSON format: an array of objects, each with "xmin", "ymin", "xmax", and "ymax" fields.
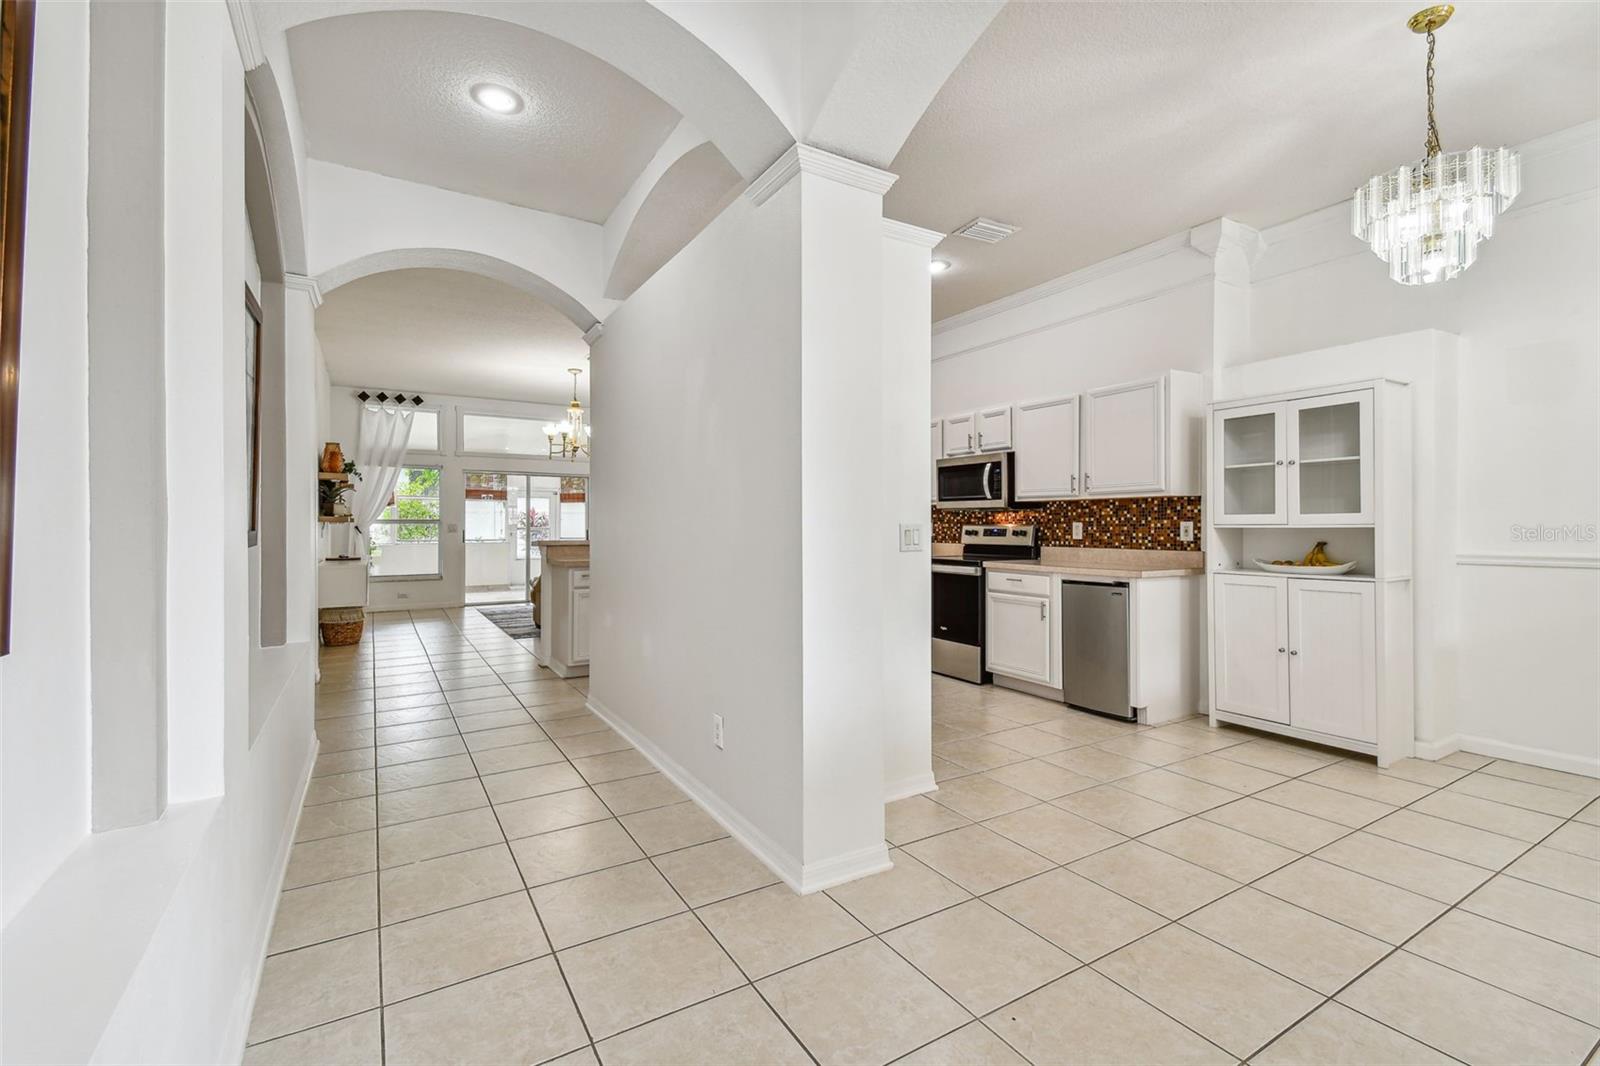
[
  {"xmin": 1288, "ymin": 391, "xmax": 1373, "ymax": 524},
  {"xmin": 1214, "ymin": 402, "xmax": 1286, "ymax": 524}
]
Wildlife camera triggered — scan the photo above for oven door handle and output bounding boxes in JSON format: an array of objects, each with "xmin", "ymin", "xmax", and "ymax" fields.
[{"xmin": 931, "ymin": 564, "xmax": 981, "ymax": 576}]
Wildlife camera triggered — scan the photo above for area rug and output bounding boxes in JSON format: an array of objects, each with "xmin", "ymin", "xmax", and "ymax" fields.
[{"xmin": 475, "ymin": 603, "xmax": 538, "ymax": 639}]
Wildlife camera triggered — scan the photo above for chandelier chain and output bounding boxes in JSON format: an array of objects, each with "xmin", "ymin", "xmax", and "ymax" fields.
[{"xmin": 1423, "ymin": 30, "xmax": 1441, "ymax": 159}]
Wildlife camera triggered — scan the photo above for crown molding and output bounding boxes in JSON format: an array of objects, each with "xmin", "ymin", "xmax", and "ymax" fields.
[
  {"xmin": 882, "ymin": 218, "xmax": 945, "ymax": 248},
  {"xmin": 582, "ymin": 322, "xmax": 605, "ymax": 346},
  {"xmin": 283, "ymin": 273, "xmax": 323, "ymax": 308},
  {"xmin": 933, "ymin": 230, "xmax": 1193, "ymax": 336},
  {"xmin": 225, "ymin": 0, "xmax": 266, "ymax": 71},
  {"xmin": 745, "ymin": 144, "xmax": 898, "ymax": 207}
]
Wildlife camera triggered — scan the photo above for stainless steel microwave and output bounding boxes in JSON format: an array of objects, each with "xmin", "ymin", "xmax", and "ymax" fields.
[{"xmin": 936, "ymin": 452, "xmax": 1013, "ymax": 509}]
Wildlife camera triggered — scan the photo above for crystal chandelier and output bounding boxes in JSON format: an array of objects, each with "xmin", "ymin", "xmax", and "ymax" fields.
[
  {"xmin": 1352, "ymin": 5, "xmax": 1520, "ymax": 285},
  {"xmin": 544, "ymin": 368, "xmax": 589, "ymax": 459}
]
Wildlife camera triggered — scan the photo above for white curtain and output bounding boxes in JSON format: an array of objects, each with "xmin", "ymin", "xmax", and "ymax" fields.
[{"xmin": 350, "ymin": 404, "xmax": 416, "ymax": 560}]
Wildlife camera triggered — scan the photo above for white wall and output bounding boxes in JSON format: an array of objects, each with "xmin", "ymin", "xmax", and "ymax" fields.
[
  {"xmin": 880, "ymin": 224, "xmax": 938, "ymax": 800},
  {"xmin": 589, "ymin": 182, "xmax": 807, "ymax": 875},
  {"xmin": 2, "ymin": 5, "xmax": 323, "ymax": 1061},
  {"xmin": 931, "ymin": 236, "xmax": 1218, "ymax": 418},
  {"xmin": 324, "ymin": 388, "xmax": 590, "ymax": 611},
  {"xmin": 0, "ymin": 0, "xmax": 92, "ymax": 924}
]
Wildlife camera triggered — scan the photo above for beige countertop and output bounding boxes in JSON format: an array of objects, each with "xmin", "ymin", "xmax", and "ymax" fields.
[
  {"xmin": 983, "ymin": 559, "xmax": 1202, "ymax": 579},
  {"xmin": 535, "ymin": 541, "xmax": 590, "ymax": 567}
]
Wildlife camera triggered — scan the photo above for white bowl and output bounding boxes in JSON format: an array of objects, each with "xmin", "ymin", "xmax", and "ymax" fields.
[{"xmin": 1253, "ymin": 558, "xmax": 1359, "ymax": 576}]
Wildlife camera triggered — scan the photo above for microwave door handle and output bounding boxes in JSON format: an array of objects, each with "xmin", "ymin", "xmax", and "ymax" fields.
[{"xmin": 982, "ymin": 463, "xmax": 993, "ymax": 500}]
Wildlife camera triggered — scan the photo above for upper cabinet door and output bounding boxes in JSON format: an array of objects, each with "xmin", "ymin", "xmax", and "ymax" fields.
[
  {"xmin": 1083, "ymin": 377, "xmax": 1165, "ymax": 494},
  {"xmin": 976, "ymin": 405, "xmax": 1013, "ymax": 452},
  {"xmin": 1288, "ymin": 390, "xmax": 1374, "ymax": 525},
  {"xmin": 1212, "ymin": 573, "xmax": 1289, "ymax": 723},
  {"xmin": 942, "ymin": 413, "xmax": 977, "ymax": 457},
  {"xmin": 1014, "ymin": 396, "xmax": 1080, "ymax": 500},
  {"xmin": 930, "ymin": 421, "xmax": 942, "ymax": 500},
  {"xmin": 1287, "ymin": 578, "xmax": 1376, "ymax": 742},
  {"xmin": 1213, "ymin": 401, "xmax": 1288, "ymax": 525}
]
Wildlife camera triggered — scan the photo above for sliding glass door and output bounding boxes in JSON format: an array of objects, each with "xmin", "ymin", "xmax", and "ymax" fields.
[{"xmin": 464, "ymin": 472, "xmax": 586, "ymax": 606}]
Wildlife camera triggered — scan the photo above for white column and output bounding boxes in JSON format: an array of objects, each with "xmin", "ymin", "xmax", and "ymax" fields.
[
  {"xmin": 880, "ymin": 219, "xmax": 943, "ymax": 801},
  {"xmin": 282, "ymin": 276, "xmax": 322, "ymax": 645}
]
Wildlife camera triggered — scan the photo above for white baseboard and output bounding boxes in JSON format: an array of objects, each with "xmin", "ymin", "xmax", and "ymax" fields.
[
  {"xmin": 585, "ymin": 695, "xmax": 893, "ymax": 894},
  {"xmin": 885, "ymin": 772, "xmax": 938, "ymax": 804},
  {"xmin": 222, "ymin": 735, "xmax": 320, "ymax": 1063},
  {"xmin": 1413, "ymin": 735, "xmax": 1462, "ymax": 761},
  {"xmin": 1443, "ymin": 734, "xmax": 1599, "ymax": 779}
]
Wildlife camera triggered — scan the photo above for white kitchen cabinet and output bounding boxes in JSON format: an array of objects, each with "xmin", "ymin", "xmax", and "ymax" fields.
[
  {"xmin": 1287, "ymin": 579, "xmax": 1376, "ymax": 742},
  {"xmin": 930, "ymin": 420, "xmax": 941, "ymax": 500},
  {"xmin": 1207, "ymin": 377, "xmax": 1411, "ymax": 765},
  {"xmin": 1083, "ymin": 377, "xmax": 1164, "ymax": 494},
  {"xmin": 1014, "ymin": 396, "xmax": 1080, "ymax": 500},
  {"xmin": 986, "ymin": 589, "xmax": 1052, "ymax": 685},
  {"xmin": 1212, "ymin": 573, "xmax": 1289, "ymax": 724},
  {"xmin": 1288, "ymin": 391, "xmax": 1374, "ymax": 525},
  {"xmin": 1214, "ymin": 401, "xmax": 1287, "ymax": 524},
  {"xmin": 569, "ymin": 586, "xmax": 591, "ymax": 665},
  {"xmin": 942, "ymin": 413, "xmax": 977, "ymax": 457},
  {"xmin": 1212, "ymin": 388, "xmax": 1374, "ymax": 526},
  {"xmin": 976, "ymin": 405, "xmax": 1013, "ymax": 452}
]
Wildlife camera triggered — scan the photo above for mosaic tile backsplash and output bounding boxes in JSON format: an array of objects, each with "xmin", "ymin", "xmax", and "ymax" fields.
[{"xmin": 932, "ymin": 495, "xmax": 1203, "ymax": 550}]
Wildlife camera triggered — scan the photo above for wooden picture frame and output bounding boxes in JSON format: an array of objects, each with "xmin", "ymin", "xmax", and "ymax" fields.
[
  {"xmin": 245, "ymin": 286, "xmax": 263, "ymax": 547},
  {"xmin": 0, "ymin": 0, "xmax": 36, "ymax": 656}
]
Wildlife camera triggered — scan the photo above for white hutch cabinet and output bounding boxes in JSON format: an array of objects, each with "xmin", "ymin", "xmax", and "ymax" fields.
[{"xmin": 1206, "ymin": 379, "xmax": 1412, "ymax": 766}]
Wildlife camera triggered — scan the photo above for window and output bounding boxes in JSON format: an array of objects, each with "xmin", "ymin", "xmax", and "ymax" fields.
[
  {"xmin": 465, "ymin": 498, "xmax": 507, "ymax": 542},
  {"xmin": 369, "ymin": 466, "xmax": 441, "ymax": 578},
  {"xmin": 407, "ymin": 410, "xmax": 441, "ymax": 453},
  {"xmin": 460, "ymin": 412, "xmax": 545, "ymax": 456}
]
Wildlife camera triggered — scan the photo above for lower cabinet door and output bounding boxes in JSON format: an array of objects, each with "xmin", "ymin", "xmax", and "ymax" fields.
[
  {"xmin": 1287, "ymin": 579, "xmax": 1376, "ymax": 742},
  {"xmin": 1212, "ymin": 573, "xmax": 1289, "ymax": 723},
  {"xmin": 569, "ymin": 586, "xmax": 591, "ymax": 665},
  {"xmin": 986, "ymin": 591, "xmax": 1051, "ymax": 684}
]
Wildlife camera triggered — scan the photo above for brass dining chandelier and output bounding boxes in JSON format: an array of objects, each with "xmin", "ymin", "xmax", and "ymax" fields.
[
  {"xmin": 544, "ymin": 367, "xmax": 590, "ymax": 460},
  {"xmin": 1352, "ymin": 5, "xmax": 1521, "ymax": 285}
]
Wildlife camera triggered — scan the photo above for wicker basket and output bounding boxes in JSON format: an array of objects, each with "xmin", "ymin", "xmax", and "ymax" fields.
[{"xmin": 318, "ymin": 606, "xmax": 365, "ymax": 647}]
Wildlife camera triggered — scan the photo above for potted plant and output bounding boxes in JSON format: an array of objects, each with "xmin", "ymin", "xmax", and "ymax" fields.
[{"xmin": 319, "ymin": 460, "xmax": 362, "ymax": 517}]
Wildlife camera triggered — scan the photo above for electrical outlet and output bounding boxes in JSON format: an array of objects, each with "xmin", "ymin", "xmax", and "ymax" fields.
[
  {"xmin": 712, "ymin": 714, "xmax": 724, "ymax": 750},
  {"xmin": 1179, "ymin": 520, "xmax": 1195, "ymax": 543},
  {"xmin": 1071, "ymin": 521, "xmax": 1083, "ymax": 540},
  {"xmin": 396, "ymin": 592, "xmax": 409, "ymax": 600}
]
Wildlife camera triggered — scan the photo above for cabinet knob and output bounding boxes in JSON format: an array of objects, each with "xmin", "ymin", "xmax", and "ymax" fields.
[
  {"xmin": 1275, "ymin": 460, "xmax": 1284, "ymax": 466},
  {"xmin": 1278, "ymin": 647, "xmax": 1286, "ymax": 653},
  {"xmin": 1289, "ymin": 649, "xmax": 1299, "ymax": 656},
  {"xmin": 1287, "ymin": 459, "xmax": 1297, "ymax": 466}
]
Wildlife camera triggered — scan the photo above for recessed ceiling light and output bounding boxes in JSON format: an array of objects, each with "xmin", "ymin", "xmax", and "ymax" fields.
[
  {"xmin": 929, "ymin": 259, "xmax": 952, "ymax": 275},
  {"xmin": 470, "ymin": 83, "xmax": 523, "ymax": 115}
]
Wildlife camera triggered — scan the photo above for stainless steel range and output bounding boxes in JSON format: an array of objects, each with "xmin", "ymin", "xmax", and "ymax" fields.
[{"xmin": 932, "ymin": 523, "xmax": 1040, "ymax": 684}]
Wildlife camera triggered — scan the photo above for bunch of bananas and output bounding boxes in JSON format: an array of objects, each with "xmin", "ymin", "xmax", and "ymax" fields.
[{"xmin": 1269, "ymin": 541, "xmax": 1340, "ymax": 567}]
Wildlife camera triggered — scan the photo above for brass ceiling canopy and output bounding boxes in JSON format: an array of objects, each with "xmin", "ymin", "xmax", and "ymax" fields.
[{"xmin": 1407, "ymin": 5, "xmax": 1455, "ymax": 35}]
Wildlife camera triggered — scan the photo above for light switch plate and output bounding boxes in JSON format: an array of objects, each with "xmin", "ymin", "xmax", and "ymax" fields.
[
  {"xmin": 712, "ymin": 714, "xmax": 724, "ymax": 750},
  {"xmin": 1071, "ymin": 521, "xmax": 1084, "ymax": 540},
  {"xmin": 899, "ymin": 524, "xmax": 922, "ymax": 552},
  {"xmin": 1179, "ymin": 520, "xmax": 1195, "ymax": 542}
]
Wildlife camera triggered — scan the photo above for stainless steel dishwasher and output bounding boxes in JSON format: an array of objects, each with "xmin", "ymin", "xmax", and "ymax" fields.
[{"xmin": 1060, "ymin": 580, "xmax": 1133, "ymax": 720}]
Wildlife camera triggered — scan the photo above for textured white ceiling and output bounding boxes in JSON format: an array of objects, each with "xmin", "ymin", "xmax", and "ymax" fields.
[
  {"xmin": 287, "ymin": 10, "xmax": 681, "ymax": 222},
  {"xmin": 316, "ymin": 269, "xmax": 590, "ymax": 404},
  {"xmin": 887, "ymin": 1, "xmax": 1600, "ymax": 319}
]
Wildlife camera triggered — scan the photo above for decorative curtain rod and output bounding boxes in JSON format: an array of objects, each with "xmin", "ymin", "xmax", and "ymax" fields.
[{"xmin": 354, "ymin": 390, "xmax": 427, "ymax": 406}]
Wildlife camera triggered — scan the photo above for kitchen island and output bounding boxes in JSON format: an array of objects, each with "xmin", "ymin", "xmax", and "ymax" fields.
[{"xmin": 535, "ymin": 540, "xmax": 590, "ymax": 679}]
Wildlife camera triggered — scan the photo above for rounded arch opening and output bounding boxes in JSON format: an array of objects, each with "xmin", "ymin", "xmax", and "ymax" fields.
[{"xmin": 319, "ymin": 248, "xmax": 601, "ymax": 333}]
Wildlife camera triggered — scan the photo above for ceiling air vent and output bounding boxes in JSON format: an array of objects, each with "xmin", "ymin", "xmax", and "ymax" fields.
[{"xmin": 952, "ymin": 217, "xmax": 1019, "ymax": 243}]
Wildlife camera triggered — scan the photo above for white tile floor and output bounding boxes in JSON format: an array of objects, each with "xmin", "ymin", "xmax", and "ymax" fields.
[{"xmin": 246, "ymin": 610, "xmax": 1600, "ymax": 1065}]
